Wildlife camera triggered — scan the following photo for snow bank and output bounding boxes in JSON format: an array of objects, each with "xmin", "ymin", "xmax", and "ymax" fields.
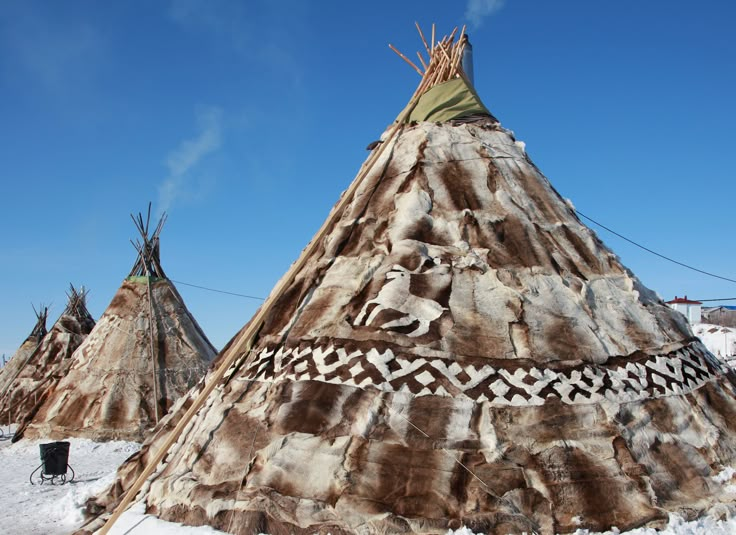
[{"xmin": 102, "ymin": 501, "xmax": 229, "ymax": 534}]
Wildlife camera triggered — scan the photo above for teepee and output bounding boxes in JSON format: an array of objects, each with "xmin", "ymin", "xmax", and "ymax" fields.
[
  {"xmin": 0, "ymin": 286, "xmax": 94, "ymax": 429},
  {"xmin": 20, "ymin": 207, "xmax": 216, "ymax": 442},
  {"xmin": 0, "ymin": 305, "xmax": 48, "ymax": 403},
  {"xmin": 90, "ymin": 28, "xmax": 736, "ymax": 534}
]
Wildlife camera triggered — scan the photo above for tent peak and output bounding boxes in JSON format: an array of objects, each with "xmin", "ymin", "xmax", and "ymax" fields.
[
  {"xmin": 390, "ymin": 24, "xmax": 470, "ymax": 95},
  {"xmin": 63, "ymin": 284, "xmax": 93, "ymax": 322},
  {"xmin": 29, "ymin": 304, "xmax": 48, "ymax": 339},
  {"xmin": 391, "ymin": 24, "xmax": 493, "ymax": 124},
  {"xmin": 128, "ymin": 202, "xmax": 168, "ymax": 279}
]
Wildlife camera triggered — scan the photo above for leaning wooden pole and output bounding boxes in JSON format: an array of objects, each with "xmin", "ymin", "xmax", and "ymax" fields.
[
  {"xmin": 100, "ymin": 26, "xmax": 465, "ymax": 533},
  {"xmin": 98, "ymin": 96, "xmax": 424, "ymax": 535},
  {"xmin": 146, "ymin": 275, "xmax": 160, "ymax": 424}
]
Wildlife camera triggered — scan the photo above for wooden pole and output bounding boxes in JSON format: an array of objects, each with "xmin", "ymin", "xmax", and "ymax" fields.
[
  {"xmin": 146, "ymin": 276, "xmax": 160, "ymax": 424},
  {"xmin": 438, "ymin": 41, "xmax": 452, "ymax": 64},
  {"xmin": 416, "ymin": 51, "xmax": 428, "ymax": 71},
  {"xmin": 99, "ymin": 24, "xmax": 475, "ymax": 531},
  {"xmin": 388, "ymin": 44, "xmax": 424, "ymax": 76},
  {"xmin": 98, "ymin": 81, "xmax": 429, "ymax": 535},
  {"xmin": 415, "ymin": 22, "xmax": 431, "ymax": 56},
  {"xmin": 447, "ymin": 26, "xmax": 458, "ymax": 44}
]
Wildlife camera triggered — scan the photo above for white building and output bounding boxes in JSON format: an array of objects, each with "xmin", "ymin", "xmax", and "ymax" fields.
[{"xmin": 666, "ymin": 295, "xmax": 702, "ymax": 324}]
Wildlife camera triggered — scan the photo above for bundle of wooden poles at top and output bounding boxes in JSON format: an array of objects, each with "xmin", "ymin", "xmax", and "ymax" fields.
[{"xmin": 389, "ymin": 23, "xmax": 469, "ymax": 100}]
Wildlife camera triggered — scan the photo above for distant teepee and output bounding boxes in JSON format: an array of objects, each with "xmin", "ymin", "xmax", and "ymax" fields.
[
  {"xmin": 88, "ymin": 27, "xmax": 736, "ymax": 535},
  {"xmin": 0, "ymin": 305, "xmax": 48, "ymax": 401},
  {"xmin": 0, "ymin": 285, "xmax": 94, "ymax": 427},
  {"xmin": 20, "ymin": 206, "xmax": 216, "ymax": 442}
]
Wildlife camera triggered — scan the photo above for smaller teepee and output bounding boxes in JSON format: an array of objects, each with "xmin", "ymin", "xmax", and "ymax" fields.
[
  {"xmin": 20, "ymin": 206, "xmax": 216, "ymax": 442},
  {"xmin": 0, "ymin": 305, "xmax": 48, "ymax": 402},
  {"xmin": 1, "ymin": 286, "xmax": 94, "ymax": 428}
]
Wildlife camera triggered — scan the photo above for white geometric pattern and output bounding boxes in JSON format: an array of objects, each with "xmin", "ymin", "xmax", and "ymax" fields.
[{"xmin": 235, "ymin": 341, "xmax": 728, "ymax": 407}]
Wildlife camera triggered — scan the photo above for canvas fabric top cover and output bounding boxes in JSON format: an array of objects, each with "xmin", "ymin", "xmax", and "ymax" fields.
[{"xmin": 399, "ymin": 77, "xmax": 491, "ymax": 123}]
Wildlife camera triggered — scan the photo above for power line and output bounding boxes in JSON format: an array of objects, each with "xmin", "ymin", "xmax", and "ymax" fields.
[
  {"xmin": 170, "ymin": 280, "xmax": 265, "ymax": 301},
  {"xmin": 576, "ymin": 210, "xmax": 736, "ymax": 285},
  {"xmin": 172, "ymin": 274, "xmax": 736, "ymax": 305},
  {"xmin": 171, "ymin": 211, "xmax": 736, "ymax": 303}
]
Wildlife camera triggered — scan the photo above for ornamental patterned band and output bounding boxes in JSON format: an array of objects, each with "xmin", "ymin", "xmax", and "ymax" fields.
[{"xmin": 235, "ymin": 341, "xmax": 727, "ymax": 406}]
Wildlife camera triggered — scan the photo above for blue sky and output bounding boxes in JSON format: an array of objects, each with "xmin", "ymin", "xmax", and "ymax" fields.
[{"xmin": 1, "ymin": 0, "xmax": 735, "ymax": 357}]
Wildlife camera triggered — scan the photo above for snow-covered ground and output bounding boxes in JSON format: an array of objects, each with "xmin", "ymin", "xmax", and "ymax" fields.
[
  {"xmin": 108, "ymin": 507, "xmax": 736, "ymax": 535},
  {"xmin": 694, "ymin": 322, "xmax": 736, "ymax": 367},
  {"xmin": 0, "ymin": 426, "xmax": 139, "ymax": 535},
  {"xmin": 570, "ymin": 514, "xmax": 736, "ymax": 534},
  {"xmin": 105, "ymin": 501, "xmax": 229, "ymax": 534},
  {"xmin": 2, "ymin": 425, "xmax": 736, "ymax": 534}
]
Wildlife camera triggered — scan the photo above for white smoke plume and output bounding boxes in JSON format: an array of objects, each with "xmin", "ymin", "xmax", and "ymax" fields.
[
  {"xmin": 465, "ymin": 0, "xmax": 506, "ymax": 29},
  {"xmin": 158, "ymin": 106, "xmax": 222, "ymax": 215}
]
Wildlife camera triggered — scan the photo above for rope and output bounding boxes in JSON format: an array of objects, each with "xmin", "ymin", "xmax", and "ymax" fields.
[
  {"xmin": 388, "ymin": 407, "xmax": 494, "ymax": 493},
  {"xmin": 170, "ymin": 280, "xmax": 264, "ymax": 301},
  {"xmin": 226, "ymin": 427, "xmax": 258, "ymax": 534},
  {"xmin": 387, "ymin": 402, "xmax": 533, "ymax": 530},
  {"xmin": 577, "ymin": 210, "xmax": 736, "ymax": 285}
]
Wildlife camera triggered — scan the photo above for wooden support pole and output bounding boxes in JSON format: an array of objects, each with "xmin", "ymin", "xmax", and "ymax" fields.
[
  {"xmin": 100, "ymin": 24, "xmax": 479, "ymax": 531},
  {"xmin": 146, "ymin": 276, "xmax": 160, "ymax": 425},
  {"xmin": 98, "ymin": 75, "xmax": 432, "ymax": 535},
  {"xmin": 450, "ymin": 26, "xmax": 467, "ymax": 77},
  {"xmin": 415, "ymin": 22, "xmax": 431, "ymax": 56},
  {"xmin": 438, "ymin": 41, "xmax": 452, "ymax": 64},
  {"xmin": 388, "ymin": 44, "xmax": 424, "ymax": 76},
  {"xmin": 447, "ymin": 26, "xmax": 458, "ymax": 44},
  {"xmin": 416, "ymin": 51, "xmax": 428, "ymax": 71}
]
